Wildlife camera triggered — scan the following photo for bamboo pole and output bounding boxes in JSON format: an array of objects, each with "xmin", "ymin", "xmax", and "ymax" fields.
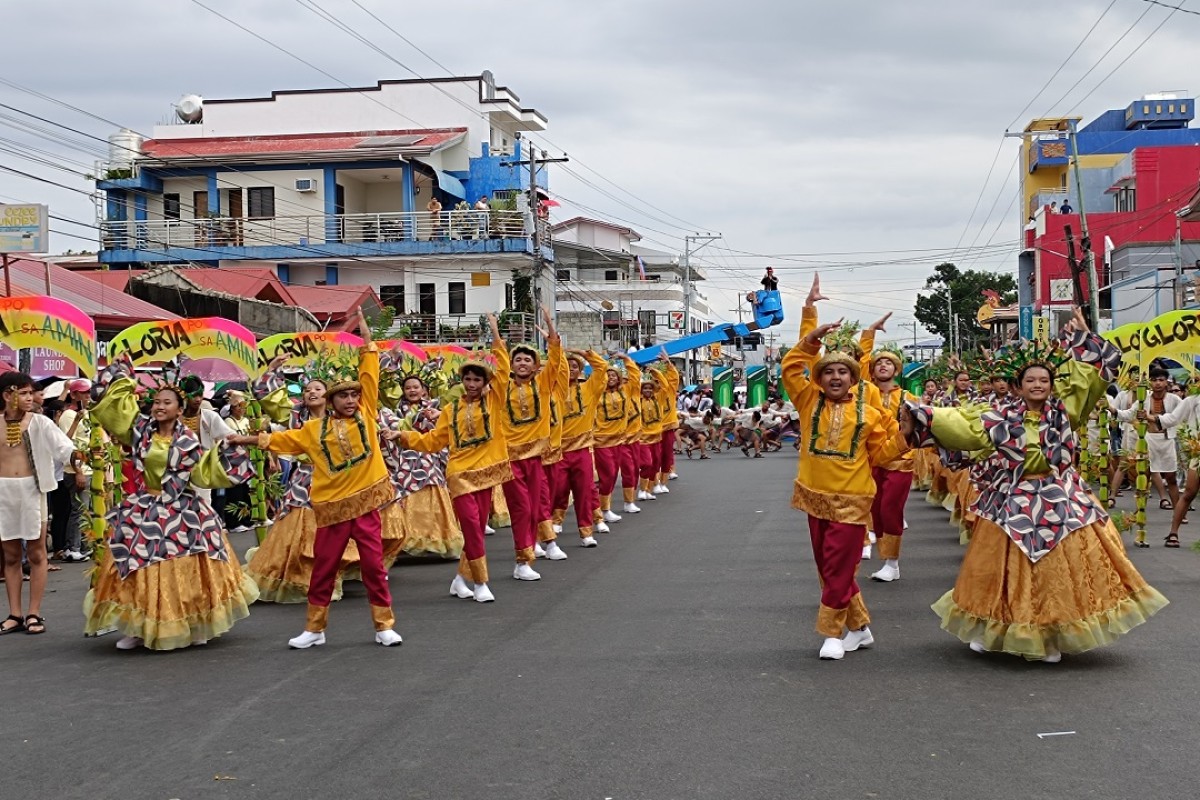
[
  {"xmin": 1097, "ymin": 402, "xmax": 1110, "ymax": 507},
  {"xmin": 1134, "ymin": 379, "xmax": 1149, "ymax": 547},
  {"xmin": 248, "ymin": 399, "xmax": 269, "ymax": 545}
]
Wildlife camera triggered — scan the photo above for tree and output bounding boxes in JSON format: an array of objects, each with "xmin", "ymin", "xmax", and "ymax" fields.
[{"xmin": 913, "ymin": 263, "xmax": 1017, "ymax": 354}]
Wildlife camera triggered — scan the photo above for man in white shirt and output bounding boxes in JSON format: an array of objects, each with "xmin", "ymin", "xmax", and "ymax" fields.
[
  {"xmin": 1115, "ymin": 365, "xmax": 1182, "ymax": 511},
  {"xmin": 179, "ymin": 376, "xmax": 233, "ymax": 507}
]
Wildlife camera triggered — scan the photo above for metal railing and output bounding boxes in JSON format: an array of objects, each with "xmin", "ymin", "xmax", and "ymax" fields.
[
  {"xmin": 386, "ymin": 312, "xmax": 537, "ymax": 345},
  {"xmin": 99, "ymin": 209, "xmax": 531, "ymax": 252}
]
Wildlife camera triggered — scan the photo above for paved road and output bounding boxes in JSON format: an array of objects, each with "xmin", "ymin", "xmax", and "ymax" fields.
[{"xmin": 2, "ymin": 452, "xmax": 1196, "ymax": 799}]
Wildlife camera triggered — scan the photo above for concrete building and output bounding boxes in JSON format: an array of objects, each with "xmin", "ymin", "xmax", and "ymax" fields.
[
  {"xmin": 94, "ymin": 72, "xmax": 555, "ymax": 338},
  {"xmin": 1017, "ymin": 94, "xmax": 1200, "ymax": 331}
]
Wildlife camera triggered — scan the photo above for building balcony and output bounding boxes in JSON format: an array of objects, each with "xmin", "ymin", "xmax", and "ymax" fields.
[
  {"xmin": 97, "ymin": 210, "xmax": 542, "ymax": 264},
  {"xmin": 385, "ymin": 312, "xmax": 536, "ymax": 345}
]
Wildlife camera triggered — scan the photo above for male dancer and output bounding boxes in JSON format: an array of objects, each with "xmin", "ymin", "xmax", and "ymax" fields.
[
  {"xmin": 229, "ymin": 309, "xmax": 402, "ymax": 649},
  {"xmin": 862, "ymin": 345, "xmax": 916, "ymax": 583},
  {"xmin": 555, "ymin": 348, "xmax": 610, "ymax": 542}
]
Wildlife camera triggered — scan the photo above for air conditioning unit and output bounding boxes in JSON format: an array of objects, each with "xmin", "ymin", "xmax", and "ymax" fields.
[{"xmin": 295, "ymin": 178, "xmax": 317, "ymax": 193}]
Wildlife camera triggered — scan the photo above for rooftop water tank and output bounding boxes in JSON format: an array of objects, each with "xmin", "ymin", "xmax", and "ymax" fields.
[
  {"xmin": 107, "ymin": 128, "xmax": 144, "ymax": 169},
  {"xmin": 176, "ymin": 94, "xmax": 204, "ymax": 124}
]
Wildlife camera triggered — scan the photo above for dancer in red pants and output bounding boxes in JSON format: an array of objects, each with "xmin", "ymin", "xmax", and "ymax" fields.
[
  {"xmin": 554, "ymin": 348, "xmax": 610, "ymax": 542},
  {"xmin": 594, "ymin": 354, "xmax": 641, "ymax": 519}
]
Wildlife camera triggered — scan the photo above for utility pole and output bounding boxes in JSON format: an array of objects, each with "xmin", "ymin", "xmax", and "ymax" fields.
[
  {"xmin": 682, "ymin": 232, "xmax": 721, "ymax": 383},
  {"xmin": 946, "ymin": 286, "xmax": 954, "ymax": 355},
  {"xmin": 1067, "ymin": 120, "xmax": 1101, "ymax": 328},
  {"xmin": 502, "ymin": 135, "xmax": 568, "ymax": 332},
  {"xmin": 899, "ymin": 321, "xmax": 919, "ymax": 362}
]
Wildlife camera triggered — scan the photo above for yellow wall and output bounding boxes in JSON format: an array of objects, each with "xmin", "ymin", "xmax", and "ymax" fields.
[{"xmin": 1018, "ymin": 147, "xmax": 1127, "ymax": 221}]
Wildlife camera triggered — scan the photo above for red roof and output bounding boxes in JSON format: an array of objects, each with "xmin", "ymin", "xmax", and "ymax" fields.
[
  {"xmin": 177, "ymin": 268, "xmax": 299, "ymax": 305},
  {"xmin": 76, "ymin": 269, "xmax": 146, "ymax": 293},
  {"xmin": 141, "ymin": 128, "xmax": 467, "ymax": 163},
  {"xmin": 286, "ymin": 284, "xmax": 380, "ymax": 332},
  {"xmin": 0, "ymin": 259, "xmax": 178, "ymax": 330}
]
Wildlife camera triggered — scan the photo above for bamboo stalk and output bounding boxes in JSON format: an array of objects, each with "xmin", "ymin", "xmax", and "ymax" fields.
[
  {"xmin": 1135, "ymin": 380, "xmax": 1149, "ymax": 547},
  {"xmin": 249, "ymin": 399, "xmax": 269, "ymax": 545},
  {"xmin": 1097, "ymin": 402, "xmax": 1110, "ymax": 507}
]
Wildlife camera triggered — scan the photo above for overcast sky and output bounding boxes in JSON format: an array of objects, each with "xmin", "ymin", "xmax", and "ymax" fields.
[{"xmin": 2, "ymin": 0, "xmax": 1196, "ymax": 341}]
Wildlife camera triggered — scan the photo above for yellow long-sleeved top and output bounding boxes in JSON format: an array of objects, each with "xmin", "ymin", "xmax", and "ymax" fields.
[
  {"xmin": 258, "ymin": 345, "xmax": 393, "ymax": 527},
  {"xmin": 622, "ymin": 357, "xmax": 643, "ymax": 445},
  {"xmin": 544, "ymin": 394, "xmax": 564, "ymax": 466},
  {"xmin": 561, "ymin": 351, "xmax": 609, "ymax": 452},
  {"xmin": 659, "ymin": 361, "xmax": 682, "ymax": 431},
  {"xmin": 781, "ymin": 339, "xmax": 909, "ymax": 525},
  {"xmin": 875, "ymin": 385, "xmax": 917, "ymax": 472},
  {"xmin": 638, "ymin": 384, "xmax": 665, "ymax": 444},
  {"xmin": 402, "ymin": 347, "xmax": 514, "ymax": 498},
  {"xmin": 497, "ymin": 338, "xmax": 567, "ymax": 462}
]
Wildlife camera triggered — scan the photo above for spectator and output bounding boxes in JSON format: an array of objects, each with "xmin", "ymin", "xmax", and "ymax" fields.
[
  {"xmin": 1049, "ymin": 201, "xmax": 1058, "ymax": 213},
  {"xmin": 474, "ymin": 195, "xmax": 491, "ymax": 239},
  {"xmin": 761, "ymin": 267, "xmax": 779, "ymax": 291},
  {"xmin": 426, "ymin": 195, "xmax": 443, "ymax": 239},
  {"xmin": 220, "ymin": 391, "xmax": 254, "ymax": 533},
  {"xmin": 1060, "ymin": 199, "xmax": 1073, "ymax": 214},
  {"xmin": 49, "ymin": 378, "xmax": 93, "ymax": 563}
]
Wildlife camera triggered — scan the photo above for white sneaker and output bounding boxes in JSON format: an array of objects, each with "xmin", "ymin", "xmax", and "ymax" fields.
[
  {"xmin": 642, "ymin": 490, "xmax": 657, "ymax": 501},
  {"xmin": 534, "ymin": 543, "xmax": 547, "ymax": 558},
  {"xmin": 513, "ymin": 563, "xmax": 542, "ymax": 581},
  {"xmin": 64, "ymin": 549, "xmax": 90, "ymax": 562},
  {"xmin": 603, "ymin": 510, "xmax": 623, "ymax": 523},
  {"xmin": 903, "ymin": 519, "xmax": 909, "ymax": 530},
  {"xmin": 484, "ymin": 525, "xmax": 496, "ymax": 535},
  {"xmin": 1042, "ymin": 648, "xmax": 1062, "ymax": 664},
  {"xmin": 552, "ymin": 523, "xmax": 563, "ymax": 535},
  {"xmin": 595, "ymin": 521, "xmax": 611, "ymax": 534},
  {"xmin": 474, "ymin": 583, "xmax": 495, "ymax": 603},
  {"xmin": 969, "ymin": 640, "xmax": 987, "ymax": 653},
  {"xmin": 544, "ymin": 541, "xmax": 569, "ymax": 561},
  {"xmin": 288, "ymin": 630, "xmax": 326, "ymax": 649},
  {"xmin": 636, "ymin": 491, "xmax": 650, "ymax": 501},
  {"xmin": 115, "ymin": 635, "xmax": 143, "ymax": 650},
  {"xmin": 450, "ymin": 574, "xmax": 474, "ymax": 599},
  {"xmin": 374, "ymin": 629, "xmax": 403, "ymax": 647},
  {"xmin": 867, "ymin": 530, "xmax": 877, "ymax": 545},
  {"xmin": 653, "ymin": 484, "xmax": 669, "ymax": 494},
  {"xmin": 870, "ymin": 561, "xmax": 900, "ymax": 582},
  {"xmin": 842, "ymin": 627, "xmax": 874, "ymax": 652},
  {"xmin": 624, "ymin": 502, "xmax": 641, "ymax": 514},
  {"xmin": 862, "ymin": 544, "xmax": 872, "ymax": 560},
  {"xmin": 819, "ymin": 637, "xmax": 845, "ymax": 660},
  {"xmin": 669, "ymin": 472, "xmax": 679, "ymax": 480},
  {"xmin": 580, "ymin": 536, "xmax": 598, "ymax": 547}
]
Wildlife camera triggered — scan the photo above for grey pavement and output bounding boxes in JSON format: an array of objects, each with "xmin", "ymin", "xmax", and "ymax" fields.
[{"xmin": 1, "ymin": 452, "xmax": 1196, "ymax": 800}]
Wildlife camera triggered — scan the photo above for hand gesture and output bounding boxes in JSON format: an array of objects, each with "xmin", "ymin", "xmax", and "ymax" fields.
[
  {"xmin": 805, "ymin": 273, "xmax": 829, "ymax": 306},
  {"xmin": 486, "ymin": 313, "xmax": 502, "ymax": 343},
  {"xmin": 268, "ymin": 353, "xmax": 289, "ymax": 372},
  {"xmin": 357, "ymin": 307, "xmax": 373, "ymax": 343},
  {"xmin": 1070, "ymin": 305, "xmax": 1089, "ymax": 334},
  {"xmin": 805, "ymin": 320, "xmax": 844, "ymax": 345},
  {"xmin": 868, "ymin": 312, "xmax": 892, "ymax": 333},
  {"xmin": 659, "ymin": 346, "xmax": 669, "ymax": 362}
]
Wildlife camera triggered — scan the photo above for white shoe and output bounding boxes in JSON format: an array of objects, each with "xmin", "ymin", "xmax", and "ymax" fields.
[
  {"xmin": 603, "ymin": 510, "xmax": 623, "ymax": 523},
  {"xmin": 513, "ymin": 563, "xmax": 542, "ymax": 581},
  {"xmin": 1042, "ymin": 648, "xmax": 1062, "ymax": 664},
  {"xmin": 867, "ymin": 530, "xmax": 877, "ymax": 545},
  {"xmin": 534, "ymin": 543, "xmax": 547, "ymax": 558},
  {"xmin": 624, "ymin": 502, "xmax": 641, "ymax": 514},
  {"xmin": 64, "ymin": 549, "xmax": 90, "ymax": 562},
  {"xmin": 636, "ymin": 491, "xmax": 650, "ymax": 501},
  {"xmin": 115, "ymin": 635, "xmax": 143, "ymax": 650},
  {"xmin": 474, "ymin": 583, "xmax": 495, "ymax": 603},
  {"xmin": 862, "ymin": 544, "xmax": 872, "ymax": 560},
  {"xmin": 580, "ymin": 536, "xmax": 598, "ymax": 547},
  {"xmin": 552, "ymin": 523, "xmax": 563, "ymax": 535},
  {"xmin": 819, "ymin": 637, "xmax": 845, "ymax": 660},
  {"xmin": 374, "ymin": 629, "xmax": 403, "ymax": 647},
  {"xmin": 669, "ymin": 472, "xmax": 679, "ymax": 480},
  {"xmin": 842, "ymin": 627, "xmax": 874, "ymax": 652},
  {"xmin": 969, "ymin": 640, "xmax": 987, "ymax": 654},
  {"xmin": 450, "ymin": 574, "xmax": 475, "ymax": 599},
  {"xmin": 288, "ymin": 630, "xmax": 326, "ymax": 649},
  {"xmin": 595, "ymin": 521, "xmax": 611, "ymax": 534},
  {"xmin": 484, "ymin": 525, "xmax": 496, "ymax": 535},
  {"xmin": 544, "ymin": 541, "xmax": 569, "ymax": 561},
  {"xmin": 903, "ymin": 519, "xmax": 909, "ymax": 530},
  {"xmin": 642, "ymin": 490, "xmax": 657, "ymax": 501},
  {"xmin": 870, "ymin": 561, "xmax": 900, "ymax": 582},
  {"xmin": 653, "ymin": 484, "xmax": 669, "ymax": 494}
]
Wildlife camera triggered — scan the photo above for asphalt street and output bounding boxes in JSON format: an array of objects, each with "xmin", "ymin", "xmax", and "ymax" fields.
[{"xmin": 2, "ymin": 452, "xmax": 1196, "ymax": 800}]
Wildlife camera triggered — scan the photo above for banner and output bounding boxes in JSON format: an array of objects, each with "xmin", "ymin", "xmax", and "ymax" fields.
[
  {"xmin": 109, "ymin": 317, "xmax": 258, "ymax": 377},
  {"xmin": 257, "ymin": 331, "xmax": 363, "ymax": 370},
  {"xmin": 1102, "ymin": 322, "xmax": 1145, "ymax": 369},
  {"xmin": 0, "ymin": 295, "xmax": 96, "ymax": 374},
  {"xmin": 1135, "ymin": 310, "xmax": 1200, "ymax": 367},
  {"xmin": 377, "ymin": 339, "xmax": 429, "ymax": 362}
]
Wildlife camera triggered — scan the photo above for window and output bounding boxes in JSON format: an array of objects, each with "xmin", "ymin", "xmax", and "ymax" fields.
[
  {"xmin": 1170, "ymin": 104, "xmax": 1176, "ymax": 113},
  {"xmin": 604, "ymin": 270, "xmax": 619, "ymax": 281},
  {"xmin": 448, "ymin": 282, "xmax": 466, "ymax": 315},
  {"xmin": 418, "ymin": 283, "xmax": 436, "ymax": 315},
  {"xmin": 639, "ymin": 310, "xmax": 656, "ymax": 336},
  {"xmin": 379, "ymin": 285, "xmax": 405, "ymax": 314},
  {"xmin": 556, "ymin": 269, "xmax": 571, "ymax": 282},
  {"xmin": 247, "ymin": 187, "xmax": 275, "ymax": 218},
  {"xmin": 163, "ymin": 194, "xmax": 180, "ymax": 220}
]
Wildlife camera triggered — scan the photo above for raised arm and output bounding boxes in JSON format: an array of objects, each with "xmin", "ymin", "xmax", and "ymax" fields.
[
  {"xmin": 401, "ymin": 404, "xmax": 452, "ymax": 453},
  {"xmin": 782, "ymin": 320, "xmax": 841, "ymax": 403}
]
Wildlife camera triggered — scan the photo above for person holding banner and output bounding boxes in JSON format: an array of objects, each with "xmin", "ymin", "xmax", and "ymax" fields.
[
  {"xmin": 84, "ymin": 356, "xmax": 259, "ymax": 651},
  {"xmin": 229, "ymin": 310, "xmax": 403, "ymax": 649},
  {"xmin": 1147, "ymin": 389, "xmax": 1200, "ymax": 548},
  {"xmin": 1116, "ymin": 364, "xmax": 1182, "ymax": 512},
  {"xmin": 904, "ymin": 308, "xmax": 1167, "ymax": 663}
]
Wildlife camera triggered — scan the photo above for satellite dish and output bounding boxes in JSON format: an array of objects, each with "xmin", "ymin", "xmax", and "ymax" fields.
[{"xmin": 176, "ymin": 95, "xmax": 204, "ymax": 124}]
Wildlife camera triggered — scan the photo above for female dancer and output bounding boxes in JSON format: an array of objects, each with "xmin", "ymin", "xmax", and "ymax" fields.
[
  {"xmin": 905, "ymin": 308, "xmax": 1168, "ymax": 662},
  {"xmin": 85, "ymin": 357, "xmax": 258, "ymax": 650}
]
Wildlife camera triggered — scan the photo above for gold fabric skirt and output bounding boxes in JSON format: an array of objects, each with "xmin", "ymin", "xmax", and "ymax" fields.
[
  {"xmin": 926, "ymin": 461, "xmax": 950, "ymax": 508},
  {"xmin": 488, "ymin": 484, "xmax": 511, "ymax": 529},
  {"xmin": 913, "ymin": 448, "xmax": 937, "ymax": 490},
  {"xmin": 933, "ymin": 516, "xmax": 1168, "ymax": 659},
  {"xmin": 399, "ymin": 485, "xmax": 463, "ymax": 559},
  {"xmin": 244, "ymin": 507, "xmax": 356, "ymax": 604},
  {"xmin": 84, "ymin": 535, "xmax": 259, "ymax": 650}
]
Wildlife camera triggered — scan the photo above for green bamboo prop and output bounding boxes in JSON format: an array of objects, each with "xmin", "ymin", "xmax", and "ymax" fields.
[
  {"xmin": 1079, "ymin": 408, "xmax": 1092, "ymax": 484},
  {"xmin": 1134, "ymin": 379, "xmax": 1149, "ymax": 547},
  {"xmin": 1097, "ymin": 402, "xmax": 1110, "ymax": 507},
  {"xmin": 86, "ymin": 408, "xmax": 107, "ymax": 578},
  {"xmin": 248, "ymin": 399, "xmax": 269, "ymax": 545}
]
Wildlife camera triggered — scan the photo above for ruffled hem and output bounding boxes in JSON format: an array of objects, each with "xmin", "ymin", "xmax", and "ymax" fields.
[
  {"xmin": 932, "ymin": 586, "xmax": 1168, "ymax": 659},
  {"xmin": 83, "ymin": 548, "xmax": 259, "ymax": 650},
  {"xmin": 398, "ymin": 486, "xmax": 464, "ymax": 559},
  {"xmin": 245, "ymin": 507, "xmax": 354, "ymax": 603}
]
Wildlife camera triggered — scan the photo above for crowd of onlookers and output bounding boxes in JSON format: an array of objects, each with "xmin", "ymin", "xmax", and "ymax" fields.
[{"xmin": 675, "ymin": 387, "xmax": 799, "ymax": 459}]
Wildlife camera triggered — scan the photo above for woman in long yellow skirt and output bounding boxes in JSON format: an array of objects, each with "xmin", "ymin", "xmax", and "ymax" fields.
[{"xmin": 904, "ymin": 311, "xmax": 1167, "ymax": 662}]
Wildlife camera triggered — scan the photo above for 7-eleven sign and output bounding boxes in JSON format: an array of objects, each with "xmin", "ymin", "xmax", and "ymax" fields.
[{"xmin": 669, "ymin": 311, "xmax": 685, "ymax": 330}]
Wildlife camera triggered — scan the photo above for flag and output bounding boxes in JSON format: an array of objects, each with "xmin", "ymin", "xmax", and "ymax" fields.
[{"xmin": 636, "ymin": 256, "xmax": 647, "ymax": 281}]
